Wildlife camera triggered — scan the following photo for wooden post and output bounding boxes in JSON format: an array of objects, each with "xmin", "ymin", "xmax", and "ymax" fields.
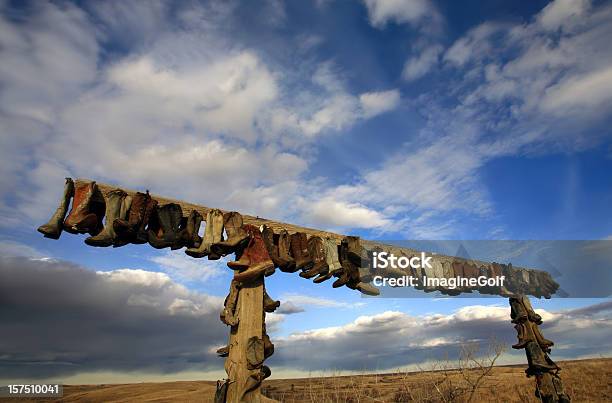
[
  {"xmin": 509, "ymin": 296, "xmax": 570, "ymax": 403},
  {"xmin": 225, "ymin": 276, "xmax": 265, "ymax": 402}
]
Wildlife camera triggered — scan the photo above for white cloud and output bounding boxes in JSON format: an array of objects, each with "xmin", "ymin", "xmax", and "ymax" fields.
[
  {"xmin": 359, "ymin": 89, "xmax": 401, "ymax": 118},
  {"xmin": 402, "ymin": 45, "xmax": 442, "ymax": 81},
  {"xmin": 0, "ymin": 2, "xmax": 403, "ymax": 232},
  {"xmin": 362, "ymin": 0, "xmax": 438, "ymax": 28},
  {"xmin": 271, "ymin": 302, "xmax": 612, "ymax": 372},
  {"xmin": 540, "ymin": 66, "xmax": 612, "ymax": 114},
  {"xmin": 303, "ymin": 197, "xmax": 392, "ymax": 229},
  {"xmin": 537, "ymin": 0, "xmax": 591, "ymax": 31},
  {"xmin": 280, "ymin": 293, "xmax": 362, "ymax": 308},
  {"xmin": 150, "ymin": 249, "xmax": 228, "ymax": 282}
]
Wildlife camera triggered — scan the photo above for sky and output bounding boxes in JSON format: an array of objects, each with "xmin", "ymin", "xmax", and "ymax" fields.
[{"xmin": 0, "ymin": 0, "xmax": 611, "ymax": 383}]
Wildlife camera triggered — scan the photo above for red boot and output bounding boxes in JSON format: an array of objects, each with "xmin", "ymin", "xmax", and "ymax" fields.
[{"xmin": 63, "ymin": 180, "xmax": 101, "ymax": 235}]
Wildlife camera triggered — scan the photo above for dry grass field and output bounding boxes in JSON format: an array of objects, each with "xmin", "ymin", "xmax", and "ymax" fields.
[{"xmin": 2, "ymin": 358, "xmax": 610, "ymax": 402}]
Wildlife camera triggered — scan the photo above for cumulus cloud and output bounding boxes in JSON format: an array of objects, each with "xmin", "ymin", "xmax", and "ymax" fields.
[
  {"xmin": 1, "ymin": 255, "xmax": 610, "ymax": 380},
  {"xmin": 0, "ymin": 1, "xmax": 399, "ymax": 234},
  {"xmin": 0, "ymin": 256, "xmax": 225, "ymax": 380},
  {"xmin": 268, "ymin": 302, "xmax": 612, "ymax": 372}
]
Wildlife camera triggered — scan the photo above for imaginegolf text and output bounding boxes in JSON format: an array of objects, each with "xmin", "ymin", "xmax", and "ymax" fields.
[{"xmin": 372, "ymin": 275, "xmax": 506, "ymax": 290}]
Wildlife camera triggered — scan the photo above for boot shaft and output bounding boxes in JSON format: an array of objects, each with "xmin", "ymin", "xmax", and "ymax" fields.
[
  {"xmin": 324, "ymin": 238, "xmax": 342, "ymax": 273},
  {"xmin": 38, "ymin": 177, "xmax": 74, "ymax": 239}
]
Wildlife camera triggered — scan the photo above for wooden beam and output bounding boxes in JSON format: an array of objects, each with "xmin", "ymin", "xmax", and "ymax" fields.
[{"xmin": 89, "ymin": 179, "xmax": 558, "ymax": 298}]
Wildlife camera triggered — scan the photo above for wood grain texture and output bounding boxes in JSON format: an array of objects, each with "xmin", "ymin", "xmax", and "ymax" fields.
[
  {"xmin": 225, "ymin": 277, "xmax": 265, "ymax": 403},
  {"xmin": 88, "ymin": 179, "xmax": 557, "ymax": 298}
]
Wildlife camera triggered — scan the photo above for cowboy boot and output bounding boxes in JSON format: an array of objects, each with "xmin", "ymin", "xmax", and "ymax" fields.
[
  {"xmin": 333, "ymin": 239, "xmax": 352, "ymax": 288},
  {"xmin": 530, "ymin": 321, "xmax": 554, "ymax": 351},
  {"xmin": 216, "ymin": 345, "xmax": 229, "ymax": 357},
  {"xmin": 148, "ymin": 204, "xmax": 183, "ymax": 249},
  {"xmin": 525, "ymin": 341, "xmax": 559, "ymax": 373},
  {"xmin": 355, "ymin": 282, "xmax": 380, "ymax": 296},
  {"xmin": 220, "ymin": 279, "xmax": 240, "ymax": 326},
  {"xmin": 290, "ymin": 232, "xmax": 313, "ymax": 271},
  {"xmin": 185, "ymin": 209, "xmax": 224, "ymax": 258},
  {"xmin": 215, "ymin": 379, "xmax": 231, "ymax": 403},
  {"xmin": 346, "ymin": 236, "xmax": 369, "ymax": 267},
  {"xmin": 512, "ymin": 322, "xmax": 533, "ymax": 349},
  {"xmin": 38, "ymin": 178, "xmax": 75, "ymax": 239},
  {"xmin": 210, "ymin": 212, "xmax": 249, "ymax": 257},
  {"xmin": 136, "ymin": 196, "xmax": 158, "ymax": 244},
  {"xmin": 241, "ymin": 366, "xmax": 271, "ymax": 400},
  {"xmin": 263, "ymin": 331, "xmax": 274, "ymax": 359},
  {"xmin": 114, "ymin": 191, "xmax": 155, "ymax": 244},
  {"xmin": 246, "ymin": 336, "xmax": 264, "ymax": 370},
  {"xmin": 114, "ymin": 192, "xmax": 144, "ymax": 240},
  {"xmin": 230, "ymin": 225, "xmax": 274, "ymax": 283},
  {"xmin": 85, "ymin": 189, "xmax": 128, "ymax": 247},
  {"xmin": 314, "ymin": 238, "xmax": 342, "ymax": 283},
  {"xmin": 510, "ymin": 296, "xmax": 529, "ymax": 323},
  {"xmin": 276, "ymin": 229, "xmax": 297, "ymax": 272},
  {"xmin": 226, "ymin": 224, "xmax": 258, "ymax": 271},
  {"xmin": 520, "ymin": 295, "xmax": 543, "ymax": 324},
  {"xmin": 300, "ymin": 236, "xmax": 328, "ymax": 279},
  {"xmin": 112, "ymin": 194, "xmax": 133, "ymax": 247},
  {"xmin": 64, "ymin": 180, "xmax": 100, "ymax": 234},
  {"xmin": 263, "ymin": 287, "xmax": 280, "ymax": 313},
  {"xmin": 177, "ymin": 210, "xmax": 203, "ymax": 249},
  {"xmin": 260, "ymin": 225, "xmax": 291, "ymax": 270}
]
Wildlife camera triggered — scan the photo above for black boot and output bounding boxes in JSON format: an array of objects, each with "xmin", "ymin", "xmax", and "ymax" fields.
[{"xmin": 148, "ymin": 204, "xmax": 183, "ymax": 249}]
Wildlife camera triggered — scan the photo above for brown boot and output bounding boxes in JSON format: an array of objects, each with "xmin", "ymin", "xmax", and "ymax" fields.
[
  {"xmin": 246, "ymin": 336, "xmax": 264, "ymax": 370},
  {"xmin": 216, "ymin": 345, "xmax": 229, "ymax": 357},
  {"xmin": 64, "ymin": 180, "xmax": 101, "ymax": 235},
  {"xmin": 512, "ymin": 322, "xmax": 533, "ymax": 349},
  {"xmin": 290, "ymin": 232, "xmax": 313, "ymax": 271},
  {"xmin": 263, "ymin": 288, "xmax": 280, "ymax": 313},
  {"xmin": 185, "ymin": 209, "xmax": 224, "ymax": 258},
  {"xmin": 85, "ymin": 189, "xmax": 128, "ymax": 247},
  {"xmin": 520, "ymin": 295, "xmax": 543, "ymax": 324},
  {"xmin": 346, "ymin": 236, "xmax": 369, "ymax": 267},
  {"xmin": 113, "ymin": 191, "xmax": 157, "ymax": 244},
  {"xmin": 230, "ymin": 225, "xmax": 274, "ymax": 283},
  {"xmin": 241, "ymin": 366, "xmax": 270, "ymax": 400},
  {"xmin": 263, "ymin": 331, "xmax": 274, "ymax": 359},
  {"xmin": 276, "ymin": 230, "xmax": 297, "ymax": 272},
  {"xmin": 300, "ymin": 236, "xmax": 328, "ymax": 279},
  {"xmin": 261, "ymin": 225, "xmax": 291, "ymax": 270},
  {"xmin": 530, "ymin": 321, "xmax": 554, "ymax": 351},
  {"xmin": 356, "ymin": 282, "xmax": 380, "ymax": 296},
  {"xmin": 38, "ymin": 178, "xmax": 74, "ymax": 239},
  {"xmin": 525, "ymin": 341, "xmax": 559, "ymax": 373},
  {"xmin": 177, "ymin": 210, "xmax": 203, "ymax": 249},
  {"xmin": 510, "ymin": 297, "xmax": 529, "ymax": 323},
  {"xmin": 220, "ymin": 279, "xmax": 240, "ymax": 326},
  {"xmin": 210, "ymin": 212, "xmax": 249, "ymax": 257}
]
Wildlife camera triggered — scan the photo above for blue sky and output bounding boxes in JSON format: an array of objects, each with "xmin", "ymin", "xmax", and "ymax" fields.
[{"xmin": 1, "ymin": 0, "xmax": 611, "ymax": 383}]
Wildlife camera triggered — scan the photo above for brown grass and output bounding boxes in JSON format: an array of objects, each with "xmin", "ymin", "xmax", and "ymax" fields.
[{"xmin": 1, "ymin": 358, "xmax": 610, "ymax": 402}]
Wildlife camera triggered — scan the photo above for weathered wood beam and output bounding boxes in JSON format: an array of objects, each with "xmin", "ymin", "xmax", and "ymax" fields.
[{"xmin": 90, "ymin": 179, "xmax": 558, "ymax": 298}]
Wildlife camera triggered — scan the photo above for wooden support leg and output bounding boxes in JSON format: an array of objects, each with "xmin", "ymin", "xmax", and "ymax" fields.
[
  {"xmin": 225, "ymin": 276, "xmax": 265, "ymax": 403},
  {"xmin": 509, "ymin": 295, "xmax": 570, "ymax": 403}
]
